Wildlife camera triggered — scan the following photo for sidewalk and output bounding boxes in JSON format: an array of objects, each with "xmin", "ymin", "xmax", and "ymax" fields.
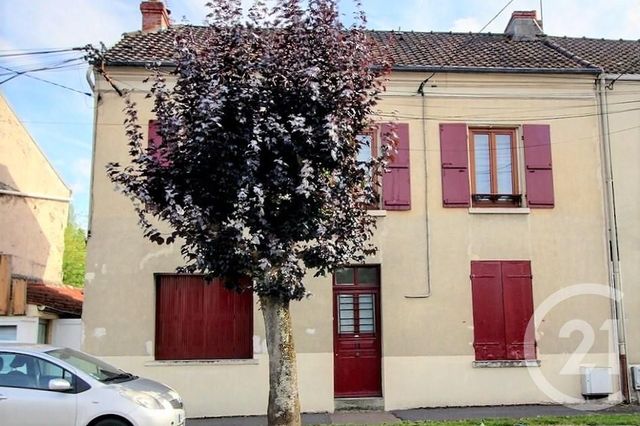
[{"xmin": 186, "ymin": 403, "xmax": 640, "ymax": 425}]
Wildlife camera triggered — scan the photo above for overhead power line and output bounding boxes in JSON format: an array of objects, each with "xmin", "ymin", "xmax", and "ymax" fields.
[
  {"xmin": 0, "ymin": 47, "xmax": 85, "ymax": 59},
  {"xmin": 0, "ymin": 64, "xmax": 91, "ymax": 96}
]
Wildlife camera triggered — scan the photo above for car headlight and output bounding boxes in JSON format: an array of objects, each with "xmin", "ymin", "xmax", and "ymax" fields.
[{"xmin": 120, "ymin": 389, "xmax": 165, "ymax": 410}]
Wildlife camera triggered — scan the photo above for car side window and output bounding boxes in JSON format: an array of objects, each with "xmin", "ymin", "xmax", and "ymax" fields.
[{"xmin": 0, "ymin": 352, "xmax": 72, "ymax": 391}]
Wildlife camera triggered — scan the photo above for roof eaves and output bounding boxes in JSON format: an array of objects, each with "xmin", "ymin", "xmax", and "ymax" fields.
[
  {"xmin": 392, "ymin": 65, "xmax": 599, "ymax": 74},
  {"xmin": 102, "ymin": 60, "xmax": 176, "ymax": 67}
]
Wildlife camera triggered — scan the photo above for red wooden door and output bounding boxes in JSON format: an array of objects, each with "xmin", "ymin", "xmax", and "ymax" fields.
[{"xmin": 333, "ymin": 267, "xmax": 381, "ymax": 398}]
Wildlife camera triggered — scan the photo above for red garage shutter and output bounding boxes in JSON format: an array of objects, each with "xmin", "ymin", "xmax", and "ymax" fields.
[
  {"xmin": 501, "ymin": 261, "xmax": 535, "ymax": 360},
  {"xmin": 440, "ymin": 123, "xmax": 470, "ymax": 207},
  {"xmin": 382, "ymin": 123, "xmax": 411, "ymax": 210},
  {"xmin": 470, "ymin": 261, "xmax": 506, "ymax": 360},
  {"xmin": 155, "ymin": 275, "xmax": 253, "ymax": 360},
  {"xmin": 523, "ymin": 124, "xmax": 554, "ymax": 208}
]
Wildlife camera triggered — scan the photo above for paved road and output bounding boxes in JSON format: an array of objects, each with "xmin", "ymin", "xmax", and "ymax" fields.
[{"xmin": 187, "ymin": 403, "xmax": 640, "ymax": 425}]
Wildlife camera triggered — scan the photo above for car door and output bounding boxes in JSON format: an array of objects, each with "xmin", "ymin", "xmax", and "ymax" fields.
[{"xmin": 0, "ymin": 352, "xmax": 77, "ymax": 426}]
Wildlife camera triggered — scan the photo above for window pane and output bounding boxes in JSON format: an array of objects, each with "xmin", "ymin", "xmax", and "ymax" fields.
[
  {"xmin": 356, "ymin": 135, "xmax": 373, "ymax": 163},
  {"xmin": 0, "ymin": 354, "xmax": 38, "ymax": 389},
  {"xmin": 473, "ymin": 134, "xmax": 491, "ymax": 194},
  {"xmin": 357, "ymin": 267, "xmax": 378, "ymax": 285},
  {"xmin": 38, "ymin": 320, "xmax": 49, "ymax": 344},
  {"xmin": 338, "ymin": 295, "xmax": 355, "ymax": 333},
  {"xmin": 358, "ymin": 294, "xmax": 375, "ymax": 333},
  {"xmin": 34, "ymin": 358, "xmax": 68, "ymax": 390},
  {"xmin": 495, "ymin": 134, "xmax": 513, "ymax": 194},
  {"xmin": 0, "ymin": 326, "xmax": 17, "ymax": 341},
  {"xmin": 335, "ymin": 268, "xmax": 354, "ymax": 285}
]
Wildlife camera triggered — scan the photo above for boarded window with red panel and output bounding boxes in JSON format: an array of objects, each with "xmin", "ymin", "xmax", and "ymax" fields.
[
  {"xmin": 155, "ymin": 274, "xmax": 253, "ymax": 360},
  {"xmin": 470, "ymin": 261, "xmax": 536, "ymax": 361}
]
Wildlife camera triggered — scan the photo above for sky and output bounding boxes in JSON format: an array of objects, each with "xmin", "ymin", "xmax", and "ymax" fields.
[{"xmin": 1, "ymin": 0, "xmax": 639, "ymax": 229}]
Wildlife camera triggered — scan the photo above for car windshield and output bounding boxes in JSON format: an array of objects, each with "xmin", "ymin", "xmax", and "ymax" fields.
[{"xmin": 46, "ymin": 348, "xmax": 135, "ymax": 383}]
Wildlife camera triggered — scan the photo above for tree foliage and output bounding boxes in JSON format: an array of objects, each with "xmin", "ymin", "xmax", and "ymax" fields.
[
  {"xmin": 62, "ymin": 207, "xmax": 86, "ymax": 287},
  {"xmin": 107, "ymin": 0, "xmax": 392, "ymax": 299}
]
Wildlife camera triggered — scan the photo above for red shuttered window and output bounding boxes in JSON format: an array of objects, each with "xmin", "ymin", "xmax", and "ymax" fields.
[
  {"xmin": 155, "ymin": 275, "xmax": 253, "ymax": 360},
  {"xmin": 470, "ymin": 261, "xmax": 536, "ymax": 361},
  {"xmin": 381, "ymin": 123, "xmax": 411, "ymax": 210},
  {"xmin": 439, "ymin": 123, "xmax": 554, "ymax": 209}
]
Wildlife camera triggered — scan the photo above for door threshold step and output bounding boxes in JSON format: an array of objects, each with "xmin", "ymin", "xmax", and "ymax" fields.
[{"xmin": 335, "ymin": 397, "xmax": 384, "ymax": 411}]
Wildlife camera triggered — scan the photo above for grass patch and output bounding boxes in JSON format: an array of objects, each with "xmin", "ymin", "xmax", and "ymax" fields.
[{"xmin": 393, "ymin": 414, "xmax": 640, "ymax": 426}]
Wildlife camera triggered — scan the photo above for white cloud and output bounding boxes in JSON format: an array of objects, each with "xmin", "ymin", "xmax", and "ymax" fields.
[
  {"xmin": 451, "ymin": 17, "xmax": 480, "ymax": 33},
  {"xmin": 72, "ymin": 158, "xmax": 92, "ymax": 180}
]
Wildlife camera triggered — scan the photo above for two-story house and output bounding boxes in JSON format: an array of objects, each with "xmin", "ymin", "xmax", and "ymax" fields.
[{"xmin": 83, "ymin": 2, "xmax": 638, "ymax": 417}]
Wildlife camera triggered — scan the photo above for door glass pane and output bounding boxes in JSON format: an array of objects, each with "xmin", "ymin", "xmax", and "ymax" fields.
[
  {"xmin": 357, "ymin": 268, "xmax": 378, "ymax": 286},
  {"xmin": 338, "ymin": 295, "xmax": 355, "ymax": 333},
  {"xmin": 358, "ymin": 294, "xmax": 375, "ymax": 333},
  {"xmin": 0, "ymin": 325, "xmax": 17, "ymax": 341},
  {"xmin": 473, "ymin": 134, "xmax": 490, "ymax": 194},
  {"xmin": 495, "ymin": 134, "xmax": 513, "ymax": 194},
  {"xmin": 335, "ymin": 268, "xmax": 354, "ymax": 285}
]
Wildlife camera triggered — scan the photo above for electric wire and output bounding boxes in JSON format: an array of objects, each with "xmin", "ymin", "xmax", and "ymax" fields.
[
  {"xmin": 0, "ymin": 48, "xmax": 85, "ymax": 58},
  {"xmin": 0, "ymin": 64, "xmax": 91, "ymax": 96}
]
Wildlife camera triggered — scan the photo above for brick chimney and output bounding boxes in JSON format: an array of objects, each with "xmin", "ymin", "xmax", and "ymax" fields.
[
  {"xmin": 140, "ymin": 0, "xmax": 171, "ymax": 33},
  {"xmin": 504, "ymin": 11, "xmax": 543, "ymax": 41}
]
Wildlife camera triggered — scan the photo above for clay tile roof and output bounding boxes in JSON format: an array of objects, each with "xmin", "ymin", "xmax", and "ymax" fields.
[
  {"xmin": 368, "ymin": 31, "xmax": 592, "ymax": 72},
  {"xmin": 26, "ymin": 281, "xmax": 84, "ymax": 318},
  {"xmin": 548, "ymin": 36, "xmax": 640, "ymax": 74},
  {"xmin": 101, "ymin": 26, "xmax": 640, "ymax": 74}
]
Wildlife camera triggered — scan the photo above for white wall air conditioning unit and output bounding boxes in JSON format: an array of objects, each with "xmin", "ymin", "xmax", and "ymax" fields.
[
  {"xmin": 581, "ymin": 367, "xmax": 613, "ymax": 397},
  {"xmin": 631, "ymin": 365, "xmax": 640, "ymax": 391}
]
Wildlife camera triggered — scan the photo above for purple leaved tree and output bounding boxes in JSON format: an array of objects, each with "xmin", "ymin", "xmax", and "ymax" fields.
[{"xmin": 106, "ymin": 0, "xmax": 392, "ymax": 424}]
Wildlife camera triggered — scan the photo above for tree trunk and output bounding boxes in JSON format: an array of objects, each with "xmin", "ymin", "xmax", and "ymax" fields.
[{"xmin": 260, "ymin": 295, "xmax": 302, "ymax": 426}]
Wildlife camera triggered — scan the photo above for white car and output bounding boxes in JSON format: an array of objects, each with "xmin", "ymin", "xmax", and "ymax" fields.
[{"xmin": 0, "ymin": 343, "xmax": 185, "ymax": 426}]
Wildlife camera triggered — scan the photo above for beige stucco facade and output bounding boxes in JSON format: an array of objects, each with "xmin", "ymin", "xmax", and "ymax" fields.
[
  {"xmin": 0, "ymin": 95, "xmax": 70, "ymax": 283},
  {"xmin": 84, "ymin": 69, "xmax": 621, "ymax": 417},
  {"xmin": 603, "ymin": 78, "xmax": 640, "ymax": 378}
]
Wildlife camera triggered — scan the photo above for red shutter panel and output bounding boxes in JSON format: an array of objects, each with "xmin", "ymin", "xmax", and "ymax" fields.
[
  {"xmin": 156, "ymin": 275, "xmax": 252, "ymax": 360},
  {"xmin": 156, "ymin": 275, "xmax": 204, "ymax": 360},
  {"xmin": 523, "ymin": 124, "xmax": 554, "ymax": 208},
  {"xmin": 148, "ymin": 120, "xmax": 161, "ymax": 148},
  {"xmin": 382, "ymin": 123, "xmax": 411, "ymax": 210},
  {"xmin": 234, "ymin": 277, "xmax": 254, "ymax": 359},
  {"xmin": 148, "ymin": 120, "xmax": 171, "ymax": 167},
  {"xmin": 501, "ymin": 261, "xmax": 536, "ymax": 360},
  {"xmin": 440, "ymin": 123, "xmax": 470, "ymax": 207},
  {"xmin": 470, "ymin": 261, "xmax": 506, "ymax": 361}
]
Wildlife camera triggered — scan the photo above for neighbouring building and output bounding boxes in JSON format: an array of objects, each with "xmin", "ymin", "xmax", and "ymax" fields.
[
  {"xmin": 0, "ymin": 94, "xmax": 83, "ymax": 348},
  {"xmin": 548, "ymin": 36, "xmax": 640, "ymax": 395},
  {"xmin": 83, "ymin": 2, "xmax": 639, "ymax": 417}
]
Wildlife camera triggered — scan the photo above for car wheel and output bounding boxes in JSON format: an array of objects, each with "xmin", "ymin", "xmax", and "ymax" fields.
[{"xmin": 92, "ymin": 418, "xmax": 130, "ymax": 426}]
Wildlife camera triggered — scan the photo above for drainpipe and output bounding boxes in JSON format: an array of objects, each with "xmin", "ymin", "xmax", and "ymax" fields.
[
  {"xmin": 405, "ymin": 80, "xmax": 432, "ymax": 299},
  {"xmin": 597, "ymin": 73, "xmax": 630, "ymax": 403}
]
